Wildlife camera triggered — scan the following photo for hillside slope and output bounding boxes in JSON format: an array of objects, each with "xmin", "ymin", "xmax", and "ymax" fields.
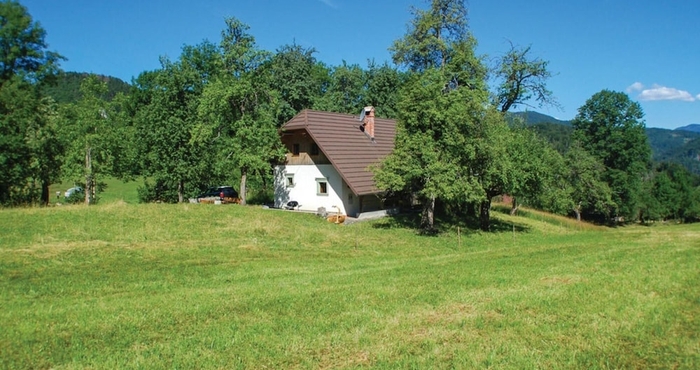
[{"xmin": 42, "ymin": 71, "xmax": 131, "ymax": 104}]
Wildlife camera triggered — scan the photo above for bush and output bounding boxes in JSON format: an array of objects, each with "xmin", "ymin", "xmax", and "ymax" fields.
[{"xmin": 64, "ymin": 190, "xmax": 84, "ymax": 204}]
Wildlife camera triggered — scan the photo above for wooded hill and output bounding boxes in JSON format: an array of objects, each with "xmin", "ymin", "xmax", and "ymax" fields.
[
  {"xmin": 42, "ymin": 71, "xmax": 131, "ymax": 104},
  {"xmin": 510, "ymin": 112, "xmax": 700, "ymax": 175}
]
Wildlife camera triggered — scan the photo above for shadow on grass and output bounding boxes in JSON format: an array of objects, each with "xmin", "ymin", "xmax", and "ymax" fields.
[{"xmin": 371, "ymin": 209, "xmax": 530, "ymax": 236}]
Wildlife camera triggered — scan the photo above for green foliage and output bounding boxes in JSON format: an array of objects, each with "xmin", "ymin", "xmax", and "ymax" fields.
[
  {"xmin": 136, "ymin": 179, "xmax": 180, "ymax": 203},
  {"xmin": 376, "ymin": 0, "xmax": 498, "ymax": 231},
  {"xmin": 196, "ymin": 17, "xmax": 285, "ymax": 205},
  {"xmin": 493, "ymin": 43, "xmax": 558, "ymax": 112},
  {"xmin": 529, "ymin": 121, "xmax": 573, "ymax": 154},
  {"xmin": 263, "ymin": 43, "xmax": 324, "ymax": 125},
  {"xmin": 573, "ymin": 90, "xmax": 652, "ymax": 221},
  {"xmin": 0, "ymin": 0, "xmax": 63, "ymax": 82},
  {"xmin": 132, "ymin": 43, "xmax": 219, "ymax": 203},
  {"xmin": 390, "ymin": 0, "xmax": 470, "ymax": 71},
  {"xmin": 59, "ymin": 76, "xmax": 122, "ymax": 204},
  {"xmin": 565, "ymin": 142, "xmax": 615, "ymax": 220},
  {"xmin": 0, "ymin": 1, "xmax": 64, "ymax": 205},
  {"xmin": 639, "ymin": 162, "xmax": 700, "ymax": 222}
]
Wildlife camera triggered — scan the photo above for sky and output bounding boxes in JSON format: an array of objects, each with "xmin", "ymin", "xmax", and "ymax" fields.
[{"xmin": 20, "ymin": 0, "xmax": 700, "ymax": 129}]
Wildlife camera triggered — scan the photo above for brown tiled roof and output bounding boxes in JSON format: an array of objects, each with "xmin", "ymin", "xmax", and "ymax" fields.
[{"xmin": 282, "ymin": 109, "xmax": 396, "ymax": 196}]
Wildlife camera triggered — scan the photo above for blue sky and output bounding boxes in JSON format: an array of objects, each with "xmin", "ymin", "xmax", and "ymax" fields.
[{"xmin": 21, "ymin": 0, "xmax": 699, "ymax": 129}]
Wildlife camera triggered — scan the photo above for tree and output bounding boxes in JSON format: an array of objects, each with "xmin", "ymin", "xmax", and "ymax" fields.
[
  {"xmin": 26, "ymin": 96, "xmax": 63, "ymax": 204},
  {"xmin": 60, "ymin": 76, "xmax": 118, "ymax": 204},
  {"xmin": 0, "ymin": 0, "xmax": 62, "ymax": 82},
  {"xmin": 312, "ymin": 61, "xmax": 366, "ymax": 114},
  {"xmin": 564, "ymin": 142, "xmax": 614, "ymax": 221},
  {"xmin": 376, "ymin": 0, "xmax": 499, "ymax": 231},
  {"xmin": 572, "ymin": 90, "xmax": 651, "ymax": 221},
  {"xmin": 196, "ymin": 18, "xmax": 284, "ymax": 205},
  {"xmin": 493, "ymin": 43, "xmax": 558, "ymax": 113},
  {"xmin": 364, "ymin": 61, "xmax": 405, "ymax": 119},
  {"xmin": 0, "ymin": 0, "xmax": 62, "ymax": 205},
  {"xmin": 375, "ymin": 68, "xmax": 487, "ymax": 230},
  {"xmin": 264, "ymin": 43, "xmax": 325, "ymax": 126},
  {"xmin": 132, "ymin": 45, "xmax": 217, "ymax": 203},
  {"xmin": 505, "ymin": 125, "xmax": 560, "ymax": 215}
]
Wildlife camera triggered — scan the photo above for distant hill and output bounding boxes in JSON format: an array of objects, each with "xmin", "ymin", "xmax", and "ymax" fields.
[
  {"xmin": 42, "ymin": 71, "xmax": 131, "ymax": 104},
  {"xmin": 513, "ymin": 111, "xmax": 700, "ymax": 175},
  {"xmin": 675, "ymin": 124, "xmax": 700, "ymax": 133},
  {"xmin": 508, "ymin": 111, "xmax": 572, "ymax": 126}
]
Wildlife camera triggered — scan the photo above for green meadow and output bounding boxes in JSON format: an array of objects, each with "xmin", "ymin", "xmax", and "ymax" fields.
[{"xmin": 1, "ymin": 196, "xmax": 698, "ymax": 368}]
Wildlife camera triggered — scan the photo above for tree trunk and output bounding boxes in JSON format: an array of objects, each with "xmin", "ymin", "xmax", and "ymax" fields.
[
  {"xmin": 258, "ymin": 169, "xmax": 267, "ymax": 192},
  {"xmin": 177, "ymin": 180, "xmax": 184, "ymax": 203},
  {"xmin": 85, "ymin": 146, "xmax": 92, "ymax": 205},
  {"xmin": 574, "ymin": 203, "xmax": 581, "ymax": 222},
  {"xmin": 480, "ymin": 198, "xmax": 492, "ymax": 232},
  {"xmin": 40, "ymin": 180, "xmax": 49, "ymax": 206},
  {"xmin": 420, "ymin": 195, "xmax": 435, "ymax": 231},
  {"xmin": 510, "ymin": 196, "xmax": 518, "ymax": 216},
  {"xmin": 239, "ymin": 168, "xmax": 247, "ymax": 205}
]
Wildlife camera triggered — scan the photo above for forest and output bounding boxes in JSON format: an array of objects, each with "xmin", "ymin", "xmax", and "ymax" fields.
[{"xmin": 2, "ymin": 0, "xmax": 699, "ymax": 230}]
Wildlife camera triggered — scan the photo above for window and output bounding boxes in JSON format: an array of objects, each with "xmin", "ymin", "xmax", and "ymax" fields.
[
  {"xmin": 286, "ymin": 174, "xmax": 295, "ymax": 188},
  {"xmin": 310, "ymin": 143, "xmax": 319, "ymax": 156},
  {"xmin": 292, "ymin": 143, "xmax": 300, "ymax": 156},
  {"xmin": 316, "ymin": 178, "xmax": 328, "ymax": 196},
  {"xmin": 347, "ymin": 193, "xmax": 353, "ymax": 204}
]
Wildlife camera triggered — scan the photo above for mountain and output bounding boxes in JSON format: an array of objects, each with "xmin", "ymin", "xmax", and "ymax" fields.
[
  {"xmin": 675, "ymin": 124, "xmax": 700, "ymax": 133},
  {"xmin": 513, "ymin": 111, "xmax": 700, "ymax": 175},
  {"xmin": 42, "ymin": 71, "xmax": 131, "ymax": 104},
  {"xmin": 508, "ymin": 111, "xmax": 571, "ymax": 126}
]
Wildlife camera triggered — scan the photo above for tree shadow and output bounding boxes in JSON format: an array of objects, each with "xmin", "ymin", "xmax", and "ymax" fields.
[{"xmin": 371, "ymin": 208, "xmax": 530, "ymax": 235}]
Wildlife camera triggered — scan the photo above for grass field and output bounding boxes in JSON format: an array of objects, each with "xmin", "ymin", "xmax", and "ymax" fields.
[
  {"xmin": 50, "ymin": 178, "xmax": 141, "ymax": 205},
  {"xmin": 1, "ymin": 199, "xmax": 698, "ymax": 369}
]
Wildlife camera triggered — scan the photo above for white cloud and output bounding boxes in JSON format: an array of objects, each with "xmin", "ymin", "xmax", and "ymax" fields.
[
  {"xmin": 636, "ymin": 84, "xmax": 696, "ymax": 102},
  {"xmin": 318, "ymin": 0, "xmax": 338, "ymax": 8},
  {"xmin": 626, "ymin": 82, "xmax": 644, "ymax": 93}
]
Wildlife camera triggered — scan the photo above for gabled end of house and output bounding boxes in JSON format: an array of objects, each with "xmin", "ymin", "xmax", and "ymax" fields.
[{"xmin": 273, "ymin": 108, "xmax": 396, "ymax": 217}]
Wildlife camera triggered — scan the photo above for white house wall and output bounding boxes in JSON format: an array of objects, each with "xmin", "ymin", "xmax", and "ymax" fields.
[{"xmin": 275, "ymin": 164, "xmax": 353, "ymax": 216}]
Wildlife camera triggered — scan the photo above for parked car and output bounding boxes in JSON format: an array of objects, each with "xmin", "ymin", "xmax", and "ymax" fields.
[
  {"xmin": 64, "ymin": 186, "xmax": 83, "ymax": 198},
  {"xmin": 196, "ymin": 186, "xmax": 240, "ymax": 204},
  {"xmin": 63, "ymin": 186, "xmax": 84, "ymax": 203}
]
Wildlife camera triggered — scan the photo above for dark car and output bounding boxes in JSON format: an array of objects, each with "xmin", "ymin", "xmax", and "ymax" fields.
[{"xmin": 196, "ymin": 186, "xmax": 239, "ymax": 204}]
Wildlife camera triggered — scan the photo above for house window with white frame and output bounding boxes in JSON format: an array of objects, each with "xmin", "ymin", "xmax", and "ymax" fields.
[
  {"xmin": 286, "ymin": 174, "xmax": 295, "ymax": 188},
  {"xmin": 316, "ymin": 178, "xmax": 328, "ymax": 196}
]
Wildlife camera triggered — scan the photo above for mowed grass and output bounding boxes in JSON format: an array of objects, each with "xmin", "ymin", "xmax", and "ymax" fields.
[{"xmin": 0, "ymin": 202, "xmax": 698, "ymax": 369}]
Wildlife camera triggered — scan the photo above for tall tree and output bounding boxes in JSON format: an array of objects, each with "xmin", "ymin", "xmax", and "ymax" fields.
[
  {"xmin": 493, "ymin": 43, "xmax": 558, "ymax": 113},
  {"xmin": 376, "ymin": 0, "xmax": 497, "ymax": 231},
  {"xmin": 364, "ymin": 61, "xmax": 405, "ymax": 119},
  {"xmin": 0, "ymin": 0, "xmax": 62, "ymax": 82},
  {"xmin": 133, "ymin": 43, "xmax": 218, "ymax": 203},
  {"xmin": 26, "ymin": 96, "xmax": 63, "ymax": 204},
  {"xmin": 264, "ymin": 43, "xmax": 325, "ymax": 126},
  {"xmin": 313, "ymin": 61, "xmax": 366, "ymax": 114},
  {"xmin": 0, "ymin": 0, "xmax": 62, "ymax": 205},
  {"xmin": 572, "ymin": 90, "xmax": 651, "ymax": 221},
  {"xmin": 565, "ymin": 142, "xmax": 614, "ymax": 221},
  {"xmin": 60, "ymin": 76, "xmax": 116, "ymax": 204},
  {"xmin": 196, "ymin": 17, "xmax": 284, "ymax": 205}
]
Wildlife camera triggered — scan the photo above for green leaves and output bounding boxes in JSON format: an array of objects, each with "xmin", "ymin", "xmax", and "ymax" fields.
[{"xmin": 572, "ymin": 90, "xmax": 652, "ymax": 220}]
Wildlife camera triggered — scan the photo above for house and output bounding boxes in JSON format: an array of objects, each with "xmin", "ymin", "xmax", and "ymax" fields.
[{"xmin": 274, "ymin": 107, "xmax": 396, "ymax": 217}]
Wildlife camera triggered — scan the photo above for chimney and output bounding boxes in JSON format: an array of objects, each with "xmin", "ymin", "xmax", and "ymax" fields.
[{"xmin": 360, "ymin": 106, "xmax": 375, "ymax": 142}]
